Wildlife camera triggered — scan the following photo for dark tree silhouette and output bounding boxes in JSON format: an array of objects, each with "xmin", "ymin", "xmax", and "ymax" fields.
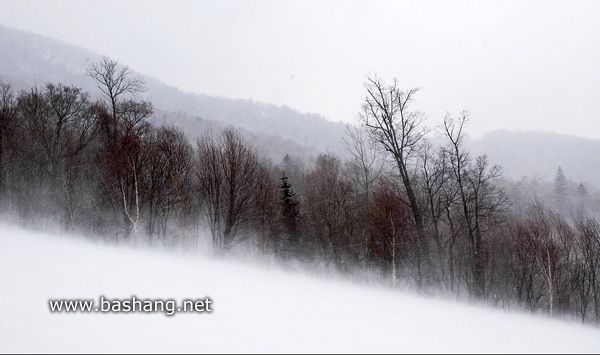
[{"xmin": 279, "ymin": 171, "xmax": 300, "ymax": 259}]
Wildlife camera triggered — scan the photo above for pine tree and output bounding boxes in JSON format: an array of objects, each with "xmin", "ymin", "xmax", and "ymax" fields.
[
  {"xmin": 280, "ymin": 154, "xmax": 294, "ymax": 172},
  {"xmin": 576, "ymin": 182, "xmax": 588, "ymax": 214},
  {"xmin": 553, "ymin": 166, "xmax": 568, "ymax": 213},
  {"xmin": 280, "ymin": 172, "xmax": 300, "ymax": 259}
]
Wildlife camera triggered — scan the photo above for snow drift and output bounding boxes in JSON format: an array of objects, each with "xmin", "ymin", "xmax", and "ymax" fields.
[{"xmin": 1, "ymin": 224, "xmax": 599, "ymax": 353}]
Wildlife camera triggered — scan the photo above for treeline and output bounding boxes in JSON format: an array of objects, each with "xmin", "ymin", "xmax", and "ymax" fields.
[{"xmin": 1, "ymin": 59, "xmax": 599, "ymax": 323}]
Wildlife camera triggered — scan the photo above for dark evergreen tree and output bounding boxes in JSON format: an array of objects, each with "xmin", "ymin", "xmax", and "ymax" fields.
[{"xmin": 279, "ymin": 171, "xmax": 300, "ymax": 259}]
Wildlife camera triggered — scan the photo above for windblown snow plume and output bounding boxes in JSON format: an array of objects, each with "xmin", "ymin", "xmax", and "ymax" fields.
[{"xmin": 1, "ymin": 224, "xmax": 598, "ymax": 353}]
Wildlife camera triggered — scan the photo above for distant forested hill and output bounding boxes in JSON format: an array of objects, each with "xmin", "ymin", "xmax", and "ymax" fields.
[
  {"xmin": 0, "ymin": 24, "xmax": 346, "ymax": 162},
  {"xmin": 467, "ymin": 129, "xmax": 600, "ymax": 187},
  {"xmin": 2, "ymin": 24, "xmax": 600, "ymax": 185}
]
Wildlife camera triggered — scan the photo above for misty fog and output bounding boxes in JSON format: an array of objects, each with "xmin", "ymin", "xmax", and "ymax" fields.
[{"xmin": 2, "ymin": 1, "xmax": 600, "ymax": 353}]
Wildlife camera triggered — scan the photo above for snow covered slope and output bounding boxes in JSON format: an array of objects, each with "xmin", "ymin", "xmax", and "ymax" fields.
[{"xmin": 1, "ymin": 224, "xmax": 599, "ymax": 353}]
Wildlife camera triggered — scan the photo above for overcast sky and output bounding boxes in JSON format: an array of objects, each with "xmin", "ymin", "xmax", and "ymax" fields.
[{"xmin": 1, "ymin": 0, "xmax": 600, "ymax": 139}]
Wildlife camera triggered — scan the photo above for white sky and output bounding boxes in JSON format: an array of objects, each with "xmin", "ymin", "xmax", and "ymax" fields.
[
  {"xmin": 1, "ymin": 0, "xmax": 600, "ymax": 139},
  {"xmin": 2, "ymin": 223, "xmax": 600, "ymax": 352}
]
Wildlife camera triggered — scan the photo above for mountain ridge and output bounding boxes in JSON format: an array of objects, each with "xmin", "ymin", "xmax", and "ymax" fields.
[
  {"xmin": 467, "ymin": 129, "xmax": 600, "ymax": 187},
  {"xmin": 1, "ymin": 24, "xmax": 599, "ymax": 186},
  {"xmin": 0, "ymin": 24, "xmax": 347, "ymax": 161}
]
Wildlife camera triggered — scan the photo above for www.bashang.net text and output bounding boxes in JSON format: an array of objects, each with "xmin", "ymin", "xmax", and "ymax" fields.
[{"xmin": 48, "ymin": 296, "xmax": 213, "ymax": 316}]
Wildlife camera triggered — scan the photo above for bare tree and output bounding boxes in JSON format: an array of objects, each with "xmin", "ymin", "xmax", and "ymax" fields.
[
  {"xmin": 366, "ymin": 177, "xmax": 416, "ymax": 287},
  {"xmin": 359, "ymin": 75, "xmax": 430, "ymax": 288},
  {"xmin": 253, "ymin": 161, "xmax": 280, "ymax": 257},
  {"xmin": 0, "ymin": 79, "xmax": 18, "ymax": 204},
  {"xmin": 45, "ymin": 83, "xmax": 99, "ymax": 230},
  {"xmin": 342, "ymin": 125, "xmax": 384, "ymax": 261},
  {"xmin": 441, "ymin": 112, "xmax": 507, "ymax": 299},
  {"xmin": 417, "ymin": 139, "xmax": 455, "ymax": 289},
  {"xmin": 15, "ymin": 83, "xmax": 99, "ymax": 230},
  {"xmin": 343, "ymin": 123, "xmax": 384, "ymax": 264},
  {"xmin": 574, "ymin": 216, "xmax": 600, "ymax": 322},
  {"xmin": 86, "ymin": 56, "xmax": 147, "ymax": 141},
  {"xmin": 302, "ymin": 153, "xmax": 359, "ymax": 270},
  {"xmin": 343, "ymin": 123, "xmax": 383, "ymax": 206},
  {"xmin": 85, "ymin": 57, "xmax": 154, "ymax": 241},
  {"xmin": 157, "ymin": 126, "xmax": 195, "ymax": 242},
  {"xmin": 142, "ymin": 126, "xmax": 194, "ymax": 242},
  {"xmin": 196, "ymin": 128, "xmax": 264, "ymax": 253},
  {"xmin": 96, "ymin": 121, "xmax": 152, "ymax": 242},
  {"xmin": 553, "ymin": 214, "xmax": 576, "ymax": 317}
]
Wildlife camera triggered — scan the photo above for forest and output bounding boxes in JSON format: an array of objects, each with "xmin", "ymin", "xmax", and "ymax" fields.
[{"xmin": 1, "ymin": 56, "xmax": 599, "ymax": 324}]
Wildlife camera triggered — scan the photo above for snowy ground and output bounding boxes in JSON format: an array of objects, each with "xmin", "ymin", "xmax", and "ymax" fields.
[{"xmin": 1, "ymin": 224, "xmax": 599, "ymax": 353}]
